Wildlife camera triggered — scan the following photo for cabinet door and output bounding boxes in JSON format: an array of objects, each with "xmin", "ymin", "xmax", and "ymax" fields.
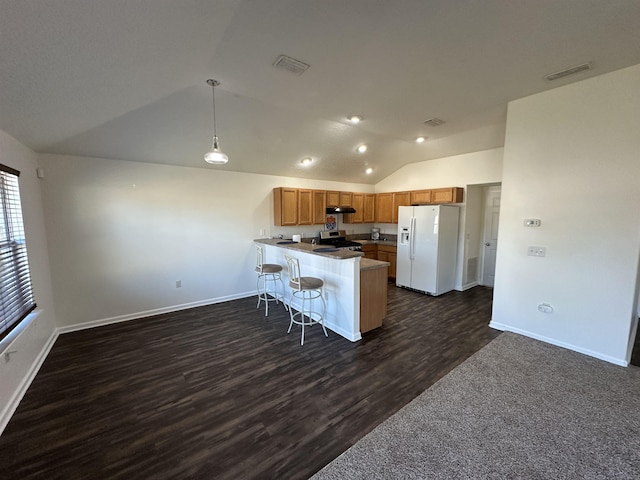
[
  {"xmin": 375, "ymin": 193, "xmax": 394, "ymax": 223},
  {"xmin": 410, "ymin": 189, "xmax": 431, "ymax": 205},
  {"xmin": 298, "ymin": 189, "xmax": 313, "ymax": 225},
  {"xmin": 392, "ymin": 192, "xmax": 411, "ymax": 223},
  {"xmin": 344, "ymin": 193, "xmax": 364, "ymax": 223},
  {"xmin": 312, "ymin": 190, "xmax": 327, "ymax": 224},
  {"xmin": 388, "ymin": 252, "xmax": 397, "ymax": 279},
  {"xmin": 432, "ymin": 187, "xmax": 464, "ymax": 204},
  {"xmin": 273, "ymin": 187, "xmax": 298, "ymax": 226},
  {"xmin": 326, "ymin": 191, "xmax": 340, "ymax": 207},
  {"xmin": 378, "ymin": 245, "xmax": 397, "ymax": 279},
  {"xmin": 363, "ymin": 194, "xmax": 376, "ymax": 223},
  {"xmin": 362, "ymin": 244, "xmax": 377, "ymax": 259},
  {"xmin": 339, "ymin": 191, "xmax": 353, "ymax": 207}
]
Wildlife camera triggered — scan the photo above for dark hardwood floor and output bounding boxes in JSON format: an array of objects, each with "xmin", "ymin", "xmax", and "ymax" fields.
[{"xmin": 0, "ymin": 285, "xmax": 499, "ymax": 479}]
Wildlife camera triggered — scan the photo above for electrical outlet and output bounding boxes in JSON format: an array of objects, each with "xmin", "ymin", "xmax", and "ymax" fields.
[
  {"xmin": 527, "ymin": 246, "xmax": 546, "ymax": 257},
  {"xmin": 538, "ymin": 303, "xmax": 554, "ymax": 313},
  {"xmin": 176, "ymin": 280, "xmax": 182, "ymax": 288}
]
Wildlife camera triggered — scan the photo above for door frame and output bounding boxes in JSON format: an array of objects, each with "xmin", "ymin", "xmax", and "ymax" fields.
[{"xmin": 479, "ymin": 185, "xmax": 502, "ymax": 287}]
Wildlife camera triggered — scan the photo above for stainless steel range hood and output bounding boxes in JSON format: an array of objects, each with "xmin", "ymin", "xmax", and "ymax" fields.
[{"xmin": 326, "ymin": 206, "xmax": 356, "ymax": 214}]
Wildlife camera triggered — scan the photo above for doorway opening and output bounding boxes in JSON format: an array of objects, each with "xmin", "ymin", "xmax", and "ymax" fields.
[{"xmin": 462, "ymin": 183, "xmax": 501, "ymax": 289}]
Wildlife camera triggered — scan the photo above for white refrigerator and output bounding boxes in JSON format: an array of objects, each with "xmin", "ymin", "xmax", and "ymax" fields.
[{"xmin": 396, "ymin": 205, "xmax": 459, "ymax": 296}]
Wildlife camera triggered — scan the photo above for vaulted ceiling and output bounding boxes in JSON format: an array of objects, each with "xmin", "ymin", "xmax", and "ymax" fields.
[{"xmin": 2, "ymin": 0, "xmax": 640, "ymax": 184}]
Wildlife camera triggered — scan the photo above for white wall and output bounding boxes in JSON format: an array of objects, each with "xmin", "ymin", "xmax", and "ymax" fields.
[
  {"xmin": 374, "ymin": 148, "xmax": 504, "ymax": 289},
  {"xmin": 38, "ymin": 154, "xmax": 374, "ymax": 328},
  {"xmin": 0, "ymin": 130, "xmax": 57, "ymax": 433},
  {"xmin": 491, "ymin": 64, "xmax": 640, "ymax": 366}
]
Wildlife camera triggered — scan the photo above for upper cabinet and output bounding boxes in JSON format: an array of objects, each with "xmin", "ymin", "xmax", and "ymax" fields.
[
  {"xmin": 312, "ymin": 190, "xmax": 327, "ymax": 225},
  {"xmin": 326, "ymin": 191, "xmax": 340, "ymax": 207},
  {"xmin": 344, "ymin": 193, "xmax": 364, "ymax": 223},
  {"xmin": 375, "ymin": 193, "xmax": 393, "ymax": 223},
  {"xmin": 273, "ymin": 187, "xmax": 298, "ymax": 226},
  {"xmin": 297, "ymin": 189, "xmax": 313, "ymax": 225},
  {"xmin": 392, "ymin": 191, "xmax": 411, "ymax": 223},
  {"xmin": 339, "ymin": 191, "xmax": 353, "ymax": 207},
  {"xmin": 363, "ymin": 194, "xmax": 376, "ymax": 223},
  {"xmin": 431, "ymin": 187, "xmax": 464, "ymax": 204},
  {"xmin": 410, "ymin": 189, "xmax": 432, "ymax": 205},
  {"xmin": 274, "ymin": 187, "xmax": 463, "ymax": 226}
]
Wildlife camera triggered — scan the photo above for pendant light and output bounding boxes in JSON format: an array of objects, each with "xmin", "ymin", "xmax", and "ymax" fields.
[{"xmin": 204, "ymin": 79, "xmax": 229, "ymax": 164}]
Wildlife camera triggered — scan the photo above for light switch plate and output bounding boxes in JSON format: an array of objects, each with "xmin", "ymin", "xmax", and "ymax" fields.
[{"xmin": 527, "ymin": 246, "xmax": 546, "ymax": 257}]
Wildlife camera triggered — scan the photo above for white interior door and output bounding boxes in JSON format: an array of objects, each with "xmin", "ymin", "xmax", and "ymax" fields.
[{"xmin": 481, "ymin": 186, "xmax": 501, "ymax": 287}]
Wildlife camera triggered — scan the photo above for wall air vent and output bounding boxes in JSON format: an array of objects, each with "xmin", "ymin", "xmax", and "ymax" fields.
[
  {"xmin": 273, "ymin": 55, "xmax": 310, "ymax": 75},
  {"xmin": 423, "ymin": 118, "xmax": 445, "ymax": 127},
  {"xmin": 545, "ymin": 62, "xmax": 592, "ymax": 81}
]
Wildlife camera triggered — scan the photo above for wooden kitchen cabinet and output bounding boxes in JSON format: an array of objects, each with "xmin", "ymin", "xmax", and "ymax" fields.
[
  {"xmin": 326, "ymin": 191, "xmax": 340, "ymax": 207},
  {"xmin": 392, "ymin": 191, "xmax": 411, "ymax": 223},
  {"xmin": 363, "ymin": 194, "xmax": 376, "ymax": 223},
  {"xmin": 410, "ymin": 189, "xmax": 432, "ymax": 205},
  {"xmin": 360, "ymin": 265, "xmax": 388, "ymax": 333},
  {"xmin": 339, "ymin": 191, "xmax": 353, "ymax": 207},
  {"xmin": 431, "ymin": 187, "xmax": 464, "ymax": 204},
  {"xmin": 375, "ymin": 193, "xmax": 394, "ymax": 223},
  {"xmin": 297, "ymin": 189, "xmax": 313, "ymax": 225},
  {"xmin": 343, "ymin": 193, "xmax": 363, "ymax": 223},
  {"xmin": 377, "ymin": 244, "xmax": 397, "ymax": 279},
  {"xmin": 273, "ymin": 187, "xmax": 298, "ymax": 226},
  {"xmin": 312, "ymin": 190, "xmax": 327, "ymax": 224},
  {"xmin": 361, "ymin": 244, "xmax": 377, "ymax": 259}
]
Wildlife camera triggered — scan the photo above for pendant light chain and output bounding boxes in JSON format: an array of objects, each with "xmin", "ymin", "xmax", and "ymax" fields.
[{"xmin": 211, "ymin": 81, "xmax": 217, "ymax": 137}]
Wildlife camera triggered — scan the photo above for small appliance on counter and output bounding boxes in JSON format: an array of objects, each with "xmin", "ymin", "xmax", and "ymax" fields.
[{"xmin": 371, "ymin": 228, "xmax": 380, "ymax": 241}]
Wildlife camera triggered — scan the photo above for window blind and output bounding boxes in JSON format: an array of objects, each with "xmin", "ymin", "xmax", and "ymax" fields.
[{"xmin": 0, "ymin": 164, "xmax": 36, "ymax": 341}]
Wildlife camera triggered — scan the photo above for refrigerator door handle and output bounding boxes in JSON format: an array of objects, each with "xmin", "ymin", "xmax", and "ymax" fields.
[{"xmin": 410, "ymin": 216, "xmax": 416, "ymax": 260}]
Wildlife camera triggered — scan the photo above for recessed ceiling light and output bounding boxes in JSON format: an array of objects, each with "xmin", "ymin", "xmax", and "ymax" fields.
[
  {"xmin": 357, "ymin": 144, "xmax": 367, "ymax": 153},
  {"xmin": 300, "ymin": 157, "xmax": 313, "ymax": 166},
  {"xmin": 416, "ymin": 136, "xmax": 426, "ymax": 143},
  {"xmin": 365, "ymin": 167, "xmax": 373, "ymax": 174},
  {"xmin": 348, "ymin": 115, "xmax": 363, "ymax": 124}
]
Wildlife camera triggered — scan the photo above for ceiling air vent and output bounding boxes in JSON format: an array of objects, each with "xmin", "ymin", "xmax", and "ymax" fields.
[
  {"xmin": 545, "ymin": 62, "xmax": 592, "ymax": 81},
  {"xmin": 423, "ymin": 117, "xmax": 445, "ymax": 127},
  {"xmin": 273, "ymin": 55, "xmax": 310, "ymax": 75}
]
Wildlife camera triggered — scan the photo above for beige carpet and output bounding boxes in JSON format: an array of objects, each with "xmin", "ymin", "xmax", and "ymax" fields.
[{"xmin": 312, "ymin": 332, "xmax": 640, "ymax": 479}]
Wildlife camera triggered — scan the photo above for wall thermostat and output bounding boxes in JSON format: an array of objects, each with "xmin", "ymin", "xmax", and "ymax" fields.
[{"xmin": 524, "ymin": 219, "xmax": 541, "ymax": 227}]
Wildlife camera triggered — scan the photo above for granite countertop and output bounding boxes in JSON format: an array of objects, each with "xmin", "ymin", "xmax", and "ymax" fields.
[
  {"xmin": 353, "ymin": 239, "xmax": 398, "ymax": 247},
  {"xmin": 255, "ymin": 238, "xmax": 364, "ymax": 260},
  {"xmin": 360, "ymin": 257, "xmax": 390, "ymax": 271}
]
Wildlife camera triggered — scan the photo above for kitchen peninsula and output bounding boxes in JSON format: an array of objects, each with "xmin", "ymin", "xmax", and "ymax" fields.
[{"xmin": 255, "ymin": 239, "xmax": 389, "ymax": 340}]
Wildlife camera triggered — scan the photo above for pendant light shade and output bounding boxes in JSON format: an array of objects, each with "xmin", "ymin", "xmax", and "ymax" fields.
[{"xmin": 204, "ymin": 79, "xmax": 229, "ymax": 164}]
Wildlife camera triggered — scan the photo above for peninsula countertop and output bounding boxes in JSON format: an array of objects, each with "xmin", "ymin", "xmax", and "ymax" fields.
[{"xmin": 254, "ymin": 238, "xmax": 364, "ymax": 260}]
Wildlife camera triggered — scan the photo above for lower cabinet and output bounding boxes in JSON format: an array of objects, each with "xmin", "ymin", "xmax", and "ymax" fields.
[
  {"xmin": 361, "ymin": 244, "xmax": 377, "ymax": 259},
  {"xmin": 360, "ymin": 265, "xmax": 388, "ymax": 333},
  {"xmin": 361, "ymin": 243, "xmax": 397, "ymax": 279},
  {"xmin": 377, "ymin": 245, "xmax": 397, "ymax": 279}
]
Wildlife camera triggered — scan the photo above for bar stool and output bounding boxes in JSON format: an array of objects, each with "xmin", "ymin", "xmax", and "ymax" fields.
[
  {"xmin": 284, "ymin": 254, "xmax": 328, "ymax": 345},
  {"xmin": 255, "ymin": 245, "xmax": 287, "ymax": 316}
]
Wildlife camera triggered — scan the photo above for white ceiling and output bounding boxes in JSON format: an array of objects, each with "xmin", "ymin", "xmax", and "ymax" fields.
[{"xmin": 1, "ymin": 0, "xmax": 640, "ymax": 184}]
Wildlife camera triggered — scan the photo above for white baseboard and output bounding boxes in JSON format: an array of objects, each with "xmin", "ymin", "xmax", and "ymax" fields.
[
  {"xmin": 489, "ymin": 321, "xmax": 628, "ymax": 367},
  {"xmin": 57, "ymin": 291, "xmax": 255, "ymax": 334},
  {"xmin": 0, "ymin": 329, "xmax": 59, "ymax": 435},
  {"xmin": 460, "ymin": 281, "xmax": 479, "ymax": 291}
]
